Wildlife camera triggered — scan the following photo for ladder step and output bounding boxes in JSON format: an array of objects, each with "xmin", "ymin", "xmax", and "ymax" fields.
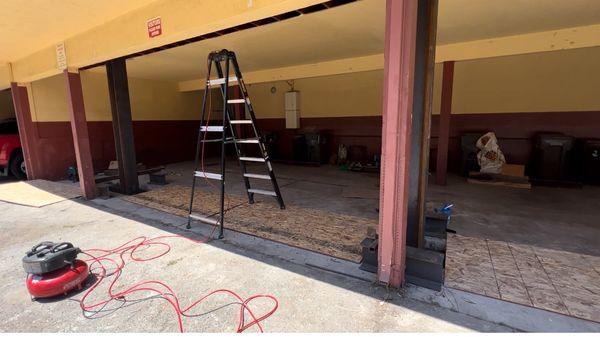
[
  {"xmin": 194, "ymin": 171, "xmax": 222, "ymax": 180},
  {"xmin": 236, "ymin": 138, "xmax": 259, "ymax": 144},
  {"xmin": 244, "ymin": 173, "xmax": 271, "ymax": 180},
  {"xmin": 208, "ymin": 77, "xmax": 238, "ymax": 86},
  {"xmin": 189, "ymin": 213, "xmax": 221, "ymax": 225},
  {"xmin": 227, "ymin": 99, "xmax": 246, "ymax": 104},
  {"xmin": 230, "ymin": 120, "xmax": 253, "ymax": 124},
  {"xmin": 200, "ymin": 138, "xmax": 221, "ymax": 143},
  {"xmin": 201, "ymin": 126, "xmax": 224, "ymax": 132},
  {"xmin": 239, "ymin": 157, "xmax": 265, "ymax": 162},
  {"xmin": 248, "ymin": 189, "xmax": 277, "ymax": 196},
  {"xmin": 202, "ymin": 137, "xmax": 233, "ymax": 143}
]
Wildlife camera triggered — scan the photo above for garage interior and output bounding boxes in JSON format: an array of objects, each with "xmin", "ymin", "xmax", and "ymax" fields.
[{"xmin": 5, "ymin": 0, "xmax": 600, "ymax": 325}]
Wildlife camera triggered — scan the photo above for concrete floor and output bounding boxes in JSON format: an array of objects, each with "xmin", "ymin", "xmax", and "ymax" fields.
[
  {"xmin": 0, "ymin": 192, "xmax": 509, "ymax": 332},
  {"xmin": 148, "ymin": 160, "xmax": 600, "ymax": 257},
  {"xmin": 142, "ymin": 160, "xmax": 380, "ymax": 220},
  {"xmin": 428, "ymin": 174, "xmax": 600, "ymax": 256}
]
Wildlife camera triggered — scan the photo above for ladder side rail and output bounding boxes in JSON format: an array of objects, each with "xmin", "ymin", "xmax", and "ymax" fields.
[
  {"xmin": 215, "ymin": 57, "xmax": 255, "ymax": 205},
  {"xmin": 231, "ymin": 54, "xmax": 286, "ymax": 209},
  {"xmin": 187, "ymin": 58, "xmax": 214, "ymax": 229},
  {"xmin": 230, "ymin": 56, "xmax": 264, "ymax": 149},
  {"xmin": 217, "ymin": 57, "xmax": 230, "ymax": 239}
]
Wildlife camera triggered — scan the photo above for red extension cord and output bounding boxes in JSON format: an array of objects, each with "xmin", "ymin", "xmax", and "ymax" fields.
[
  {"xmin": 78, "ymin": 233, "xmax": 279, "ymax": 332},
  {"xmin": 74, "ymin": 58, "xmax": 270, "ymax": 332}
]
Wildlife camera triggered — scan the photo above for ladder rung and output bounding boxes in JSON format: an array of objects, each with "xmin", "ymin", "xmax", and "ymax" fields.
[
  {"xmin": 236, "ymin": 138, "xmax": 259, "ymax": 144},
  {"xmin": 230, "ymin": 120, "xmax": 253, "ymax": 124},
  {"xmin": 200, "ymin": 138, "xmax": 220, "ymax": 143},
  {"xmin": 244, "ymin": 173, "xmax": 271, "ymax": 180},
  {"xmin": 227, "ymin": 99, "xmax": 246, "ymax": 104},
  {"xmin": 194, "ymin": 171, "xmax": 222, "ymax": 180},
  {"xmin": 189, "ymin": 213, "xmax": 221, "ymax": 225},
  {"xmin": 248, "ymin": 189, "xmax": 277, "ymax": 197},
  {"xmin": 202, "ymin": 137, "xmax": 232, "ymax": 143},
  {"xmin": 201, "ymin": 126, "xmax": 224, "ymax": 132},
  {"xmin": 239, "ymin": 157, "xmax": 265, "ymax": 162},
  {"xmin": 208, "ymin": 77, "xmax": 238, "ymax": 86}
]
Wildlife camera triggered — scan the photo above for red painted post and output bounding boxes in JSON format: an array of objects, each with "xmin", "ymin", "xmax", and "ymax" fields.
[
  {"xmin": 64, "ymin": 70, "xmax": 97, "ymax": 199},
  {"xmin": 435, "ymin": 61, "xmax": 454, "ymax": 185},
  {"xmin": 10, "ymin": 83, "xmax": 41, "ymax": 179},
  {"xmin": 378, "ymin": 0, "xmax": 419, "ymax": 287}
]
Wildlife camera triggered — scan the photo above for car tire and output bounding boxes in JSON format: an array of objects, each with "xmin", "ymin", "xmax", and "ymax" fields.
[{"xmin": 10, "ymin": 152, "xmax": 27, "ymax": 180}]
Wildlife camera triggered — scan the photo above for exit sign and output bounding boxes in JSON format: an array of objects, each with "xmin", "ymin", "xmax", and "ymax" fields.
[{"xmin": 147, "ymin": 17, "xmax": 162, "ymax": 38}]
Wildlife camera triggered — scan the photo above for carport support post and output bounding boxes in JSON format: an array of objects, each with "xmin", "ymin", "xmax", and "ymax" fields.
[
  {"xmin": 434, "ymin": 61, "xmax": 454, "ymax": 185},
  {"xmin": 106, "ymin": 58, "xmax": 140, "ymax": 195},
  {"xmin": 10, "ymin": 83, "xmax": 41, "ymax": 179},
  {"xmin": 408, "ymin": 0, "xmax": 438, "ymax": 248},
  {"xmin": 64, "ymin": 70, "xmax": 97, "ymax": 199},
  {"xmin": 378, "ymin": 0, "xmax": 419, "ymax": 287}
]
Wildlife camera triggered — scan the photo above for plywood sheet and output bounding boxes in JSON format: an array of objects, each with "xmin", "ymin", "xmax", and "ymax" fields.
[
  {"xmin": 0, "ymin": 180, "xmax": 81, "ymax": 207},
  {"xmin": 467, "ymin": 177, "xmax": 531, "ymax": 189},
  {"xmin": 501, "ymin": 164, "xmax": 526, "ymax": 177},
  {"xmin": 446, "ymin": 234, "xmax": 600, "ymax": 322},
  {"xmin": 123, "ymin": 185, "xmax": 376, "ymax": 262}
]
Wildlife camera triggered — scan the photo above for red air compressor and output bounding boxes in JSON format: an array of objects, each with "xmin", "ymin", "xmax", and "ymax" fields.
[{"xmin": 22, "ymin": 242, "xmax": 89, "ymax": 299}]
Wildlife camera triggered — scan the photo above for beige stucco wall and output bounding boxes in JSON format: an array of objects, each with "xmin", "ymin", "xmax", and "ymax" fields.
[
  {"xmin": 25, "ymin": 45, "xmax": 600, "ymax": 123},
  {"xmin": 434, "ymin": 46, "xmax": 600, "ymax": 114},
  {"xmin": 251, "ymin": 45, "xmax": 600, "ymax": 119},
  {"xmin": 248, "ymin": 69, "xmax": 383, "ymax": 119},
  {"xmin": 28, "ymin": 70, "xmax": 202, "ymax": 122}
]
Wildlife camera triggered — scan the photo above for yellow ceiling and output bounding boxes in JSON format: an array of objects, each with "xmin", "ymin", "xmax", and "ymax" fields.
[
  {"xmin": 123, "ymin": 0, "xmax": 385, "ymax": 82},
  {"xmin": 4, "ymin": 0, "xmax": 600, "ymax": 82},
  {"xmin": 0, "ymin": 0, "xmax": 157, "ymax": 62},
  {"xmin": 118, "ymin": 0, "xmax": 600, "ymax": 82}
]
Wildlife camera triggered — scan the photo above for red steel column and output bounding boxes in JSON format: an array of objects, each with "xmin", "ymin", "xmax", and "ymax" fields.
[
  {"xmin": 378, "ymin": 0, "xmax": 419, "ymax": 287},
  {"xmin": 64, "ymin": 70, "xmax": 97, "ymax": 199},
  {"xmin": 10, "ymin": 83, "xmax": 42, "ymax": 179},
  {"xmin": 435, "ymin": 61, "xmax": 454, "ymax": 185}
]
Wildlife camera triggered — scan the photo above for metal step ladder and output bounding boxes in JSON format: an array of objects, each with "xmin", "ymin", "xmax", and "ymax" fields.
[{"xmin": 187, "ymin": 49, "xmax": 285, "ymax": 238}]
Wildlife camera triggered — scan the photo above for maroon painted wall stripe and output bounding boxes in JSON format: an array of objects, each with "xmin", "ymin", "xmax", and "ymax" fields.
[{"xmin": 25, "ymin": 110, "xmax": 600, "ymax": 181}]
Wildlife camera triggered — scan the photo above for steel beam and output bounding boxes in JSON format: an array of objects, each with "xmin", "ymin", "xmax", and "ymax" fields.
[
  {"xmin": 64, "ymin": 71, "xmax": 97, "ymax": 199},
  {"xmin": 407, "ymin": 0, "xmax": 438, "ymax": 247},
  {"xmin": 106, "ymin": 58, "xmax": 140, "ymax": 195},
  {"xmin": 435, "ymin": 61, "xmax": 454, "ymax": 185},
  {"xmin": 378, "ymin": 0, "xmax": 419, "ymax": 287}
]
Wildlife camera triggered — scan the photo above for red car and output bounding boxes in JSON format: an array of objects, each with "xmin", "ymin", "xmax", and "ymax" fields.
[{"xmin": 0, "ymin": 118, "xmax": 26, "ymax": 179}]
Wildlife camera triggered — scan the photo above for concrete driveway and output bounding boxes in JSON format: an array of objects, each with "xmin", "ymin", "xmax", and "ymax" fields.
[{"xmin": 0, "ymin": 189, "xmax": 510, "ymax": 332}]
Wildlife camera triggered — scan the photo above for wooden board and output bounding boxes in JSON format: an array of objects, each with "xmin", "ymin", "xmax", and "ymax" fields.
[
  {"xmin": 123, "ymin": 184, "xmax": 376, "ymax": 262},
  {"xmin": 467, "ymin": 178, "xmax": 531, "ymax": 189},
  {"xmin": 501, "ymin": 164, "xmax": 526, "ymax": 177},
  {"xmin": 0, "ymin": 180, "xmax": 81, "ymax": 207},
  {"xmin": 468, "ymin": 171, "xmax": 531, "ymax": 189}
]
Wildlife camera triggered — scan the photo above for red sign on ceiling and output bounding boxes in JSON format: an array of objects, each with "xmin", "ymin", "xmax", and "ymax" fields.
[{"xmin": 147, "ymin": 17, "xmax": 162, "ymax": 38}]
